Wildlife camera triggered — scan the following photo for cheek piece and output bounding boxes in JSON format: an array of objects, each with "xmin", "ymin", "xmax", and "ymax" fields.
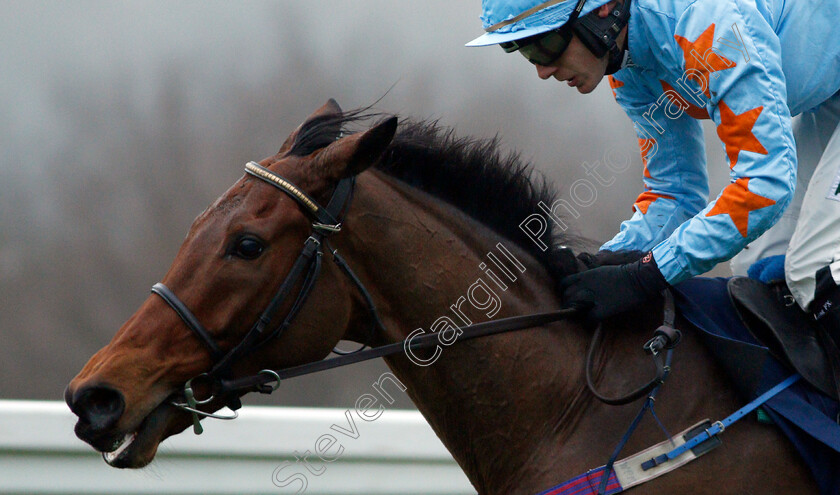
[{"xmin": 573, "ymin": 0, "xmax": 632, "ymax": 75}]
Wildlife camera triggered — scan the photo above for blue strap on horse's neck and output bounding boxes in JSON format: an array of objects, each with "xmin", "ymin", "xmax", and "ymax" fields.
[
  {"xmin": 639, "ymin": 373, "xmax": 801, "ymax": 471},
  {"xmin": 540, "ymin": 374, "xmax": 801, "ymax": 495}
]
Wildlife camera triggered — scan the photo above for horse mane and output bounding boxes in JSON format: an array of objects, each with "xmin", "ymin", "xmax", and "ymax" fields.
[{"xmin": 290, "ymin": 111, "xmax": 578, "ymax": 280}]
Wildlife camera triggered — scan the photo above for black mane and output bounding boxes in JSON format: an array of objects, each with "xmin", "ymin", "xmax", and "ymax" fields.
[{"xmin": 291, "ymin": 112, "xmax": 576, "ymax": 280}]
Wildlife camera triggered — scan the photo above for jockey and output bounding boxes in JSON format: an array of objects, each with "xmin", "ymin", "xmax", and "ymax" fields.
[{"xmin": 467, "ymin": 0, "xmax": 840, "ymax": 337}]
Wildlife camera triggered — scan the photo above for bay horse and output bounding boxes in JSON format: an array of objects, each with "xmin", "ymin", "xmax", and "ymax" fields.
[{"xmin": 65, "ymin": 100, "xmax": 816, "ymax": 494}]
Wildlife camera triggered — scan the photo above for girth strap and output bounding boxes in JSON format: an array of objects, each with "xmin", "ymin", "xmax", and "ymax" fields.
[{"xmin": 640, "ymin": 374, "xmax": 802, "ymax": 471}]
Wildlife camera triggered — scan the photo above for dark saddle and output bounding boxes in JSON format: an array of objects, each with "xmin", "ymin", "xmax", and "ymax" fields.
[{"xmin": 728, "ymin": 277, "xmax": 840, "ymax": 401}]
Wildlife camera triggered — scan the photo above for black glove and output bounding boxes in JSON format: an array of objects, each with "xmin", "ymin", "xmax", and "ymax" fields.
[
  {"xmin": 548, "ymin": 246, "xmax": 585, "ymax": 276},
  {"xmin": 560, "ymin": 252, "xmax": 668, "ymax": 320},
  {"xmin": 576, "ymin": 250, "xmax": 646, "ymax": 269}
]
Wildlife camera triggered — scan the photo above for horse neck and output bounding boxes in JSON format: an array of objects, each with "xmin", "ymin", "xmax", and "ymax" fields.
[
  {"xmin": 330, "ymin": 172, "xmax": 808, "ymax": 494},
  {"xmin": 336, "ymin": 170, "xmax": 597, "ymax": 492}
]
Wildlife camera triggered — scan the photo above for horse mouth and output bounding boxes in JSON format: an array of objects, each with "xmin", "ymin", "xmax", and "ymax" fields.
[
  {"xmin": 102, "ymin": 432, "xmax": 138, "ymax": 466},
  {"xmin": 98, "ymin": 408, "xmax": 165, "ymax": 468},
  {"xmin": 81, "ymin": 399, "xmax": 188, "ymax": 469}
]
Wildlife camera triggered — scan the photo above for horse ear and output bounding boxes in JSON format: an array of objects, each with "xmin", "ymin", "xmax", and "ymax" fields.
[
  {"xmin": 314, "ymin": 117, "xmax": 398, "ymax": 180},
  {"xmin": 278, "ymin": 99, "xmax": 344, "ymax": 154}
]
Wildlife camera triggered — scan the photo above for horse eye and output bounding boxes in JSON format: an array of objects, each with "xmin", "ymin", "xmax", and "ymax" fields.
[{"xmin": 233, "ymin": 236, "xmax": 265, "ymax": 260}]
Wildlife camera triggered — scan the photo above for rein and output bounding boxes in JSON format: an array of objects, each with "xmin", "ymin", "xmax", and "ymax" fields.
[
  {"xmin": 152, "ymin": 160, "xmax": 680, "ymax": 435},
  {"xmin": 216, "ymin": 307, "xmax": 582, "ymax": 396},
  {"xmin": 585, "ymin": 290, "xmax": 681, "ymax": 406}
]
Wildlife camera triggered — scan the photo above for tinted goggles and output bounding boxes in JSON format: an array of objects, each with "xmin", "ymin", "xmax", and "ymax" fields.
[{"xmin": 499, "ymin": 27, "xmax": 574, "ymax": 66}]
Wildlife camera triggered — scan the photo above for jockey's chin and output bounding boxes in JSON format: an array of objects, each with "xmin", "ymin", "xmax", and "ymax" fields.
[
  {"xmin": 536, "ymin": 65, "xmax": 606, "ymax": 94},
  {"xmin": 568, "ymin": 73, "xmax": 604, "ymax": 94}
]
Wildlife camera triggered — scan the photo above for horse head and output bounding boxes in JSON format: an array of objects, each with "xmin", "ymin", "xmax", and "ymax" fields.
[{"xmin": 65, "ymin": 99, "xmax": 397, "ymax": 468}]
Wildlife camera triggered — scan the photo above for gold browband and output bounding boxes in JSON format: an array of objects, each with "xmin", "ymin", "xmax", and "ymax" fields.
[{"xmin": 244, "ymin": 161, "xmax": 320, "ymax": 216}]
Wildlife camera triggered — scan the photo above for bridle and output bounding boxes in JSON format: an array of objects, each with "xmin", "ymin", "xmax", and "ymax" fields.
[
  {"xmin": 151, "ymin": 160, "xmax": 386, "ymax": 434},
  {"xmin": 151, "ymin": 159, "xmax": 680, "ymax": 436}
]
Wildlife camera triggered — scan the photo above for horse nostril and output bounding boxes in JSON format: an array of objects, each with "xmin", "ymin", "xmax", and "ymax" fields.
[{"xmin": 71, "ymin": 385, "xmax": 125, "ymax": 432}]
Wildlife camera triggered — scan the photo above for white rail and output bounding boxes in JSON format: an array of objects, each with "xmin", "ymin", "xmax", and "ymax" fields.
[{"xmin": 0, "ymin": 400, "xmax": 474, "ymax": 494}]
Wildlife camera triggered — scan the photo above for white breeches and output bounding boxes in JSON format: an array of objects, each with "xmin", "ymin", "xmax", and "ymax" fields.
[{"xmin": 729, "ymin": 92, "xmax": 840, "ymax": 310}]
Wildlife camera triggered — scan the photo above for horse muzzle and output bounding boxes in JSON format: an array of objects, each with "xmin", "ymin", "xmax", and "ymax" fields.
[{"xmin": 65, "ymin": 382, "xmax": 190, "ymax": 468}]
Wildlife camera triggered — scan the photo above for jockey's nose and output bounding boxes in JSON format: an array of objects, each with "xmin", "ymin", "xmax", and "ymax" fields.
[{"xmin": 535, "ymin": 64, "xmax": 556, "ymax": 80}]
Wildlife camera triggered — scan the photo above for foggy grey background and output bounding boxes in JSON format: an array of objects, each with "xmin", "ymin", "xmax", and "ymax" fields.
[{"xmin": 1, "ymin": 1, "xmax": 731, "ymax": 406}]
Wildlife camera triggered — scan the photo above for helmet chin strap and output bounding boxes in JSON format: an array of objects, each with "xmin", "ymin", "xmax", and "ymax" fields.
[{"xmin": 573, "ymin": 0, "xmax": 632, "ymax": 75}]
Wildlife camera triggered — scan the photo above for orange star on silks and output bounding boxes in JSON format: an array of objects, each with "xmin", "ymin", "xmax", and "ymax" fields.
[
  {"xmin": 716, "ymin": 100, "xmax": 768, "ymax": 169},
  {"xmin": 608, "ymin": 76, "xmax": 624, "ymax": 99},
  {"xmin": 674, "ymin": 24, "xmax": 735, "ymax": 98},
  {"xmin": 634, "ymin": 191, "xmax": 675, "ymax": 214},
  {"xmin": 638, "ymin": 137, "xmax": 656, "ymax": 178},
  {"xmin": 706, "ymin": 177, "xmax": 776, "ymax": 237},
  {"xmin": 660, "ymin": 80, "xmax": 710, "ymax": 120}
]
